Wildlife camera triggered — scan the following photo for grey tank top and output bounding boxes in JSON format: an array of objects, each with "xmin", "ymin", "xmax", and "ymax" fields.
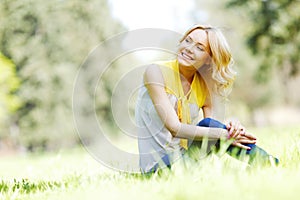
[{"xmin": 135, "ymin": 85, "xmax": 200, "ymax": 173}]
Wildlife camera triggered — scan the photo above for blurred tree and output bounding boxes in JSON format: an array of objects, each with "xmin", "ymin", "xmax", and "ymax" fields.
[
  {"xmin": 189, "ymin": 0, "xmax": 294, "ymax": 125},
  {"xmin": 227, "ymin": 0, "xmax": 300, "ymax": 83},
  {"xmin": 0, "ymin": 0, "xmax": 124, "ymax": 151},
  {"xmin": 0, "ymin": 53, "xmax": 21, "ymax": 141}
]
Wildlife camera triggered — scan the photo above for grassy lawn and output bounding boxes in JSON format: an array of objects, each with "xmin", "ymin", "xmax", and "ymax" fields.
[{"xmin": 0, "ymin": 125, "xmax": 299, "ymax": 200}]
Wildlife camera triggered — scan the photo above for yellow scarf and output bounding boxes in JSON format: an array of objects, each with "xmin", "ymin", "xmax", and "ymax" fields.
[{"xmin": 156, "ymin": 60, "xmax": 208, "ymax": 149}]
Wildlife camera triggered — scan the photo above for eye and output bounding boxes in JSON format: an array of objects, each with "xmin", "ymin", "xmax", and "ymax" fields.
[
  {"xmin": 185, "ymin": 37, "xmax": 192, "ymax": 43},
  {"xmin": 196, "ymin": 45, "xmax": 204, "ymax": 51}
]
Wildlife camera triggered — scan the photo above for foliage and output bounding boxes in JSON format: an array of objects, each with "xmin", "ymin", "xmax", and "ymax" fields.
[
  {"xmin": 0, "ymin": 0, "xmax": 125, "ymax": 151},
  {"xmin": 190, "ymin": 0, "xmax": 300, "ymax": 119},
  {"xmin": 227, "ymin": 0, "xmax": 300, "ymax": 82},
  {"xmin": 0, "ymin": 53, "xmax": 21, "ymax": 136}
]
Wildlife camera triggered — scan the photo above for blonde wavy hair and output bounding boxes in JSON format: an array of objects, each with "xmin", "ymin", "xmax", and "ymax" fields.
[{"xmin": 180, "ymin": 25, "xmax": 236, "ymax": 97}]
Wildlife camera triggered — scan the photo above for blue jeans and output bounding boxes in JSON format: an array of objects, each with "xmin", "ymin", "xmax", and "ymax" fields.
[
  {"xmin": 145, "ymin": 118, "xmax": 279, "ymax": 174},
  {"xmin": 145, "ymin": 154, "xmax": 172, "ymax": 174},
  {"xmin": 193, "ymin": 118, "xmax": 279, "ymax": 165}
]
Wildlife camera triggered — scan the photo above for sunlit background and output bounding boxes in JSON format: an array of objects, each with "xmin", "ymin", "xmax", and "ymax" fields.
[
  {"xmin": 0, "ymin": 0, "xmax": 300, "ymax": 198},
  {"xmin": 0, "ymin": 0, "xmax": 299, "ymax": 152},
  {"xmin": 109, "ymin": 0, "xmax": 195, "ymax": 30},
  {"xmin": 0, "ymin": 0, "xmax": 299, "ymax": 153},
  {"xmin": 0, "ymin": 0, "xmax": 300, "ymax": 199}
]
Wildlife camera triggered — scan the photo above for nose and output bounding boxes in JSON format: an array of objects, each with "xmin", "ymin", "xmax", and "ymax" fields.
[{"xmin": 185, "ymin": 44, "xmax": 193, "ymax": 53}]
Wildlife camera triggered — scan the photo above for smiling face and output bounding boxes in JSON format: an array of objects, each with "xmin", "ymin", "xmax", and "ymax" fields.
[{"xmin": 177, "ymin": 29, "xmax": 211, "ymax": 69}]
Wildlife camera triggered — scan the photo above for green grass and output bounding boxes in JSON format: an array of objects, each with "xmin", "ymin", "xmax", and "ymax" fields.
[{"xmin": 0, "ymin": 125, "xmax": 299, "ymax": 200}]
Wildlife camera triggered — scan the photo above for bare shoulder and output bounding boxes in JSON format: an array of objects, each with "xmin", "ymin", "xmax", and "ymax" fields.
[{"xmin": 144, "ymin": 64, "xmax": 164, "ymax": 84}]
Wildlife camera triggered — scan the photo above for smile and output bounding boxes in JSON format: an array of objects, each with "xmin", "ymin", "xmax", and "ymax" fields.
[{"xmin": 181, "ymin": 52, "xmax": 194, "ymax": 60}]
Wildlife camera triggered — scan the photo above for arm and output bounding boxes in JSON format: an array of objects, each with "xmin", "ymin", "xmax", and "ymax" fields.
[
  {"xmin": 144, "ymin": 64, "xmax": 228, "ymax": 141},
  {"xmin": 202, "ymin": 92, "xmax": 213, "ymax": 119}
]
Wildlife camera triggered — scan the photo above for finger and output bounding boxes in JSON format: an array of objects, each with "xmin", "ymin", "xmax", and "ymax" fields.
[
  {"xmin": 232, "ymin": 142, "xmax": 251, "ymax": 150},
  {"xmin": 232, "ymin": 126, "xmax": 244, "ymax": 139},
  {"xmin": 229, "ymin": 121, "xmax": 239, "ymax": 136},
  {"xmin": 231, "ymin": 129, "xmax": 240, "ymax": 138},
  {"xmin": 244, "ymin": 132, "xmax": 257, "ymax": 140},
  {"xmin": 228, "ymin": 124, "xmax": 234, "ymax": 135},
  {"xmin": 226, "ymin": 123, "xmax": 231, "ymax": 130},
  {"xmin": 235, "ymin": 139, "xmax": 256, "ymax": 144},
  {"xmin": 226, "ymin": 121, "xmax": 232, "ymax": 129},
  {"xmin": 237, "ymin": 136, "xmax": 256, "ymax": 141},
  {"xmin": 227, "ymin": 121, "xmax": 236, "ymax": 132}
]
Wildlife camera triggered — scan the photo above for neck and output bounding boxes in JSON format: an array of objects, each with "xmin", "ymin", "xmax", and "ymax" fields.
[{"xmin": 178, "ymin": 64, "xmax": 197, "ymax": 83}]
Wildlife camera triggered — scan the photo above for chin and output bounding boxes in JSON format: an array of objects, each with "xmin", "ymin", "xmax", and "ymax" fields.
[
  {"xmin": 177, "ymin": 56, "xmax": 193, "ymax": 66},
  {"xmin": 177, "ymin": 56, "xmax": 194, "ymax": 67}
]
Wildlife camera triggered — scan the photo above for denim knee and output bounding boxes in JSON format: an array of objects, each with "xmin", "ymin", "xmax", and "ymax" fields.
[{"xmin": 197, "ymin": 118, "xmax": 227, "ymax": 129}]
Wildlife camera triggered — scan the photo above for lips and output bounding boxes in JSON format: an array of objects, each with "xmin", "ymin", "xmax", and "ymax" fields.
[{"xmin": 181, "ymin": 52, "xmax": 194, "ymax": 60}]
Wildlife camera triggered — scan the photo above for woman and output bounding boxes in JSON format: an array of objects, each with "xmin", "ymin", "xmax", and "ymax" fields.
[{"xmin": 135, "ymin": 25, "xmax": 278, "ymax": 174}]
